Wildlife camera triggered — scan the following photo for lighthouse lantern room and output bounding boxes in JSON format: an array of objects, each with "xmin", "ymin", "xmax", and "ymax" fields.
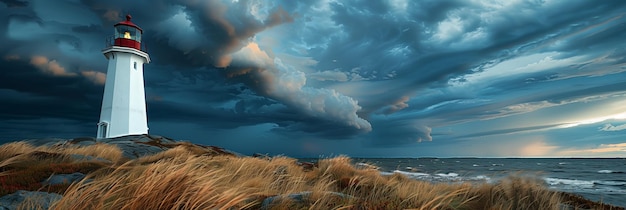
[
  {"xmin": 97, "ymin": 14, "xmax": 151, "ymax": 139},
  {"xmin": 113, "ymin": 15, "xmax": 143, "ymax": 50}
]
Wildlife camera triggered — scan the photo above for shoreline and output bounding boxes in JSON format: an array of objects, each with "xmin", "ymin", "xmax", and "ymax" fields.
[{"xmin": 0, "ymin": 135, "xmax": 624, "ymax": 209}]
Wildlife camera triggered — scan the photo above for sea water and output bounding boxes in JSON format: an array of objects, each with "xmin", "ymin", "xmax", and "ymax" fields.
[{"xmin": 303, "ymin": 158, "xmax": 626, "ymax": 207}]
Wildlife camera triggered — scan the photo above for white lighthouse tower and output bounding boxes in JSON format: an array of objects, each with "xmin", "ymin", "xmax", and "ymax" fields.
[{"xmin": 97, "ymin": 14, "xmax": 150, "ymax": 139}]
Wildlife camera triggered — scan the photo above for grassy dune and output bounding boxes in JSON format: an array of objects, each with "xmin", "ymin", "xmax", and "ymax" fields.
[{"xmin": 0, "ymin": 141, "xmax": 622, "ymax": 210}]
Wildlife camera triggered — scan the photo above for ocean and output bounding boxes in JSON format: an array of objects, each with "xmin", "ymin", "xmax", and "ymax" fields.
[{"xmin": 304, "ymin": 158, "xmax": 626, "ymax": 207}]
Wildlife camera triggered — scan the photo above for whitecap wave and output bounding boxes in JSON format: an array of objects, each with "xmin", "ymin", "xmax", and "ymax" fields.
[
  {"xmin": 391, "ymin": 170, "xmax": 429, "ymax": 178},
  {"xmin": 594, "ymin": 180, "xmax": 626, "ymax": 186},
  {"xmin": 598, "ymin": 170, "xmax": 623, "ymax": 174},
  {"xmin": 473, "ymin": 175, "xmax": 491, "ymax": 181},
  {"xmin": 544, "ymin": 177, "xmax": 594, "ymax": 187},
  {"xmin": 383, "ymin": 171, "xmax": 491, "ymax": 183},
  {"xmin": 355, "ymin": 162, "xmax": 379, "ymax": 170},
  {"xmin": 436, "ymin": 173, "xmax": 459, "ymax": 177}
]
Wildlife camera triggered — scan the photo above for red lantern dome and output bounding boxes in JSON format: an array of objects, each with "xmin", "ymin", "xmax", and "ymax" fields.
[{"xmin": 112, "ymin": 14, "xmax": 143, "ymax": 51}]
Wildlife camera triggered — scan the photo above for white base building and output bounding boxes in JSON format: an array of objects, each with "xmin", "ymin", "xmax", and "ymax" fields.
[{"xmin": 97, "ymin": 15, "xmax": 151, "ymax": 139}]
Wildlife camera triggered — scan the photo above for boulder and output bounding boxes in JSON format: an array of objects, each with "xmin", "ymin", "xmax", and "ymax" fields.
[
  {"xmin": 42, "ymin": 172, "xmax": 87, "ymax": 185},
  {"xmin": 0, "ymin": 190, "xmax": 62, "ymax": 210},
  {"xmin": 99, "ymin": 135, "xmax": 178, "ymax": 159}
]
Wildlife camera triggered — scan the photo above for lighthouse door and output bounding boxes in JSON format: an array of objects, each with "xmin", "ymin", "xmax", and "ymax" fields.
[{"xmin": 98, "ymin": 122, "xmax": 109, "ymax": 138}]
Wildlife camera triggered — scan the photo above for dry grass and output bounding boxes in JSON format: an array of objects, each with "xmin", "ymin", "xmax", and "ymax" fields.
[
  {"xmin": 0, "ymin": 141, "xmax": 125, "ymax": 164},
  {"xmin": 51, "ymin": 150, "xmax": 564, "ymax": 210},
  {"xmin": 0, "ymin": 142, "xmax": 113, "ymax": 197},
  {"xmin": 0, "ymin": 141, "xmax": 39, "ymax": 160},
  {"xmin": 465, "ymin": 176, "xmax": 563, "ymax": 210},
  {"xmin": 57, "ymin": 143, "xmax": 125, "ymax": 163},
  {"xmin": 1, "ymin": 141, "xmax": 621, "ymax": 210}
]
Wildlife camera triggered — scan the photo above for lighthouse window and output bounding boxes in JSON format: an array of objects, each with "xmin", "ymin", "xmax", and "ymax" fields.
[
  {"xmin": 135, "ymin": 30, "xmax": 142, "ymax": 42},
  {"xmin": 115, "ymin": 26, "xmax": 139, "ymax": 41},
  {"xmin": 133, "ymin": 62, "xmax": 137, "ymax": 70}
]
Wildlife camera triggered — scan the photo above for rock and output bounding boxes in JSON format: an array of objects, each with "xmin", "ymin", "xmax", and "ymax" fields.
[
  {"xmin": 69, "ymin": 154, "xmax": 112, "ymax": 163},
  {"xmin": 99, "ymin": 135, "xmax": 241, "ymax": 158},
  {"xmin": 99, "ymin": 135, "xmax": 175, "ymax": 159},
  {"xmin": 42, "ymin": 172, "xmax": 87, "ymax": 185},
  {"xmin": 253, "ymin": 153, "xmax": 271, "ymax": 160},
  {"xmin": 0, "ymin": 190, "xmax": 62, "ymax": 210},
  {"xmin": 22, "ymin": 135, "xmax": 170, "ymax": 159},
  {"xmin": 297, "ymin": 161, "xmax": 317, "ymax": 171},
  {"xmin": 100, "ymin": 134, "xmax": 176, "ymax": 144},
  {"xmin": 70, "ymin": 136, "xmax": 96, "ymax": 144},
  {"xmin": 17, "ymin": 134, "xmax": 241, "ymax": 160}
]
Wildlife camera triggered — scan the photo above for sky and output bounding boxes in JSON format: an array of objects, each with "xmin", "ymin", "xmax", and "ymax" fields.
[{"xmin": 1, "ymin": 0, "xmax": 625, "ymax": 158}]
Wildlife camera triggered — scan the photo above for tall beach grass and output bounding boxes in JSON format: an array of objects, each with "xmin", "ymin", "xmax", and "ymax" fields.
[{"xmin": 0, "ymin": 141, "xmax": 621, "ymax": 210}]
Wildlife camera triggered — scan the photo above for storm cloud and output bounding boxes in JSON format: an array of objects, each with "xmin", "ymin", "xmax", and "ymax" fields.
[{"xmin": 1, "ymin": 0, "xmax": 626, "ymax": 157}]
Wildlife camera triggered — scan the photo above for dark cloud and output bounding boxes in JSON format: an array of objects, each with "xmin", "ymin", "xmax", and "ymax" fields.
[
  {"xmin": 0, "ymin": 58, "xmax": 102, "ymax": 122},
  {"xmin": 84, "ymin": 1, "xmax": 368, "ymax": 137},
  {"xmin": 140, "ymin": 0, "xmax": 295, "ymax": 67},
  {"xmin": 364, "ymin": 117, "xmax": 433, "ymax": 147},
  {"xmin": 0, "ymin": 0, "xmax": 28, "ymax": 8},
  {"xmin": 222, "ymin": 44, "xmax": 372, "ymax": 135},
  {"xmin": 0, "ymin": 118, "xmax": 94, "ymax": 143},
  {"xmin": 71, "ymin": 24, "xmax": 104, "ymax": 34},
  {"xmin": 1, "ymin": 0, "xmax": 625, "ymax": 157}
]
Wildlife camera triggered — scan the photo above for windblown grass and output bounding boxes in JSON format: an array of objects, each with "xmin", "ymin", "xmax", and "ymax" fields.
[
  {"xmin": 0, "ymin": 141, "xmax": 125, "ymax": 164},
  {"xmin": 0, "ymin": 142, "xmax": 113, "ymax": 197},
  {"xmin": 51, "ymin": 148, "xmax": 562, "ymax": 210},
  {"xmin": 1, "ymin": 141, "xmax": 622, "ymax": 210}
]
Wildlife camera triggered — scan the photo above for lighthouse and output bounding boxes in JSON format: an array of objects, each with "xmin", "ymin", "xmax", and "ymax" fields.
[{"xmin": 97, "ymin": 14, "xmax": 150, "ymax": 139}]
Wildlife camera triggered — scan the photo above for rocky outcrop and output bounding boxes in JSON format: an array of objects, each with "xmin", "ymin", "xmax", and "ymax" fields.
[
  {"xmin": 26, "ymin": 135, "xmax": 174, "ymax": 159},
  {"xmin": 25, "ymin": 134, "xmax": 241, "ymax": 159},
  {"xmin": 0, "ymin": 134, "xmax": 242, "ymax": 209},
  {"xmin": 0, "ymin": 190, "xmax": 62, "ymax": 210}
]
